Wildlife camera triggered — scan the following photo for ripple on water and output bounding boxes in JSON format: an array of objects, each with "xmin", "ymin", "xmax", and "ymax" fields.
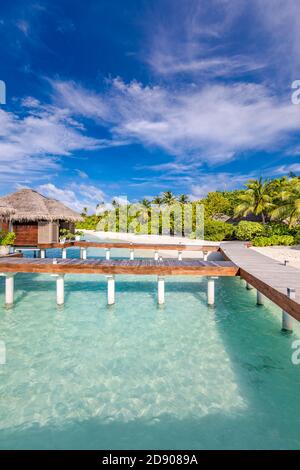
[{"xmin": 0, "ymin": 273, "xmax": 299, "ymax": 449}]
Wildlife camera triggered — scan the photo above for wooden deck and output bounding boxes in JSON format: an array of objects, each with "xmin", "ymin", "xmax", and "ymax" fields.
[
  {"xmin": 36, "ymin": 241, "xmax": 219, "ymax": 252},
  {"xmin": 221, "ymin": 242, "xmax": 300, "ymax": 322},
  {"xmin": 0, "ymin": 257, "xmax": 238, "ymax": 276}
]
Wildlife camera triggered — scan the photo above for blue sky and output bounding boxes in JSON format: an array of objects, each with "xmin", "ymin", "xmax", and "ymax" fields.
[{"xmin": 1, "ymin": 0, "xmax": 300, "ymax": 212}]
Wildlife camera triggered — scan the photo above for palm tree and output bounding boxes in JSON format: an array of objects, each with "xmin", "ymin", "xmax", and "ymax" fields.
[
  {"xmin": 111, "ymin": 199, "xmax": 119, "ymax": 208},
  {"xmin": 81, "ymin": 207, "xmax": 88, "ymax": 217},
  {"xmin": 161, "ymin": 191, "xmax": 176, "ymax": 205},
  {"xmin": 140, "ymin": 198, "xmax": 151, "ymax": 208},
  {"xmin": 152, "ymin": 196, "xmax": 162, "ymax": 206},
  {"xmin": 271, "ymin": 178, "xmax": 300, "ymax": 227},
  {"xmin": 234, "ymin": 177, "xmax": 272, "ymax": 224},
  {"xmin": 177, "ymin": 194, "xmax": 189, "ymax": 204}
]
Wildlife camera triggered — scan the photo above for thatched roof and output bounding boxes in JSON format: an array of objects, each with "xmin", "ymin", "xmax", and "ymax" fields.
[
  {"xmin": 0, "ymin": 202, "xmax": 15, "ymax": 219},
  {"xmin": 0, "ymin": 189, "xmax": 83, "ymax": 223}
]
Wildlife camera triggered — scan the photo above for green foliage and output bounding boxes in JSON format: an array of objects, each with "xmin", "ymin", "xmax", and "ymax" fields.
[
  {"xmin": 264, "ymin": 222, "xmax": 292, "ymax": 237},
  {"xmin": 0, "ymin": 231, "xmax": 16, "ymax": 246},
  {"xmin": 76, "ymin": 215, "xmax": 102, "ymax": 230},
  {"xmin": 235, "ymin": 221, "xmax": 265, "ymax": 240},
  {"xmin": 59, "ymin": 228, "xmax": 75, "ymax": 241},
  {"xmin": 234, "ymin": 177, "xmax": 273, "ymax": 224},
  {"xmin": 201, "ymin": 192, "xmax": 231, "ymax": 217},
  {"xmin": 252, "ymin": 235, "xmax": 295, "ymax": 247},
  {"xmin": 270, "ymin": 177, "xmax": 300, "ymax": 227},
  {"xmin": 204, "ymin": 219, "xmax": 235, "ymax": 241}
]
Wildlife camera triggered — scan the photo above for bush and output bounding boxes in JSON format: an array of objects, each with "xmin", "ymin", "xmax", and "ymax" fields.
[
  {"xmin": 252, "ymin": 235, "xmax": 295, "ymax": 247},
  {"xmin": 264, "ymin": 222, "xmax": 292, "ymax": 237},
  {"xmin": 0, "ymin": 231, "xmax": 16, "ymax": 246},
  {"xmin": 235, "ymin": 221, "xmax": 265, "ymax": 241},
  {"xmin": 204, "ymin": 219, "xmax": 235, "ymax": 241}
]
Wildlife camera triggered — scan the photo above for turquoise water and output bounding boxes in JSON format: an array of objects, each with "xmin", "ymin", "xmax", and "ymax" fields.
[{"xmin": 0, "ymin": 247, "xmax": 300, "ymax": 449}]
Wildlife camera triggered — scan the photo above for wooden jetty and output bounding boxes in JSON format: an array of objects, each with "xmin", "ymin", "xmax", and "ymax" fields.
[
  {"xmin": 0, "ymin": 240, "xmax": 299, "ymax": 331},
  {"xmin": 221, "ymin": 242, "xmax": 300, "ymax": 327}
]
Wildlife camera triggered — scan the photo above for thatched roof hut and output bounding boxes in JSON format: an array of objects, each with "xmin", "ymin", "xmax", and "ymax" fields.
[
  {"xmin": 0, "ymin": 189, "xmax": 83, "ymax": 223},
  {"xmin": 0, "ymin": 189, "xmax": 83, "ymax": 246},
  {"xmin": 0, "ymin": 202, "xmax": 15, "ymax": 219}
]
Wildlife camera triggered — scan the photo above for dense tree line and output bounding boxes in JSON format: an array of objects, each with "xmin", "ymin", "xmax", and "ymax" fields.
[{"xmin": 76, "ymin": 174, "xmax": 300, "ymax": 245}]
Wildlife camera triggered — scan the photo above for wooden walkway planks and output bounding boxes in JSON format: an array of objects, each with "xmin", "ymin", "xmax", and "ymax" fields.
[
  {"xmin": 0, "ymin": 257, "xmax": 238, "ymax": 276},
  {"xmin": 221, "ymin": 242, "xmax": 300, "ymax": 322}
]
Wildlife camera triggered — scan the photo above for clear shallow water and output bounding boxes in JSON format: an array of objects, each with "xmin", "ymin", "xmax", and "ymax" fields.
[{"xmin": 0, "ymin": 247, "xmax": 300, "ymax": 449}]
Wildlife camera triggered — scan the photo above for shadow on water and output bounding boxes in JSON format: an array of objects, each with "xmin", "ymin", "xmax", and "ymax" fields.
[{"xmin": 212, "ymin": 277, "xmax": 300, "ymax": 450}]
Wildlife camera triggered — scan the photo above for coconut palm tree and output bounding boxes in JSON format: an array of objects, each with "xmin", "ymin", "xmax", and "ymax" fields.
[
  {"xmin": 152, "ymin": 195, "xmax": 162, "ymax": 206},
  {"xmin": 177, "ymin": 194, "xmax": 190, "ymax": 204},
  {"xmin": 81, "ymin": 207, "xmax": 88, "ymax": 217},
  {"xmin": 161, "ymin": 191, "xmax": 176, "ymax": 205},
  {"xmin": 271, "ymin": 178, "xmax": 300, "ymax": 227},
  {"xmin": 140, "ymin": 198, "xmax": 151, "ymax": 208},
  {"xmin": 234, "ymin": 177, "xmax": 272, "ymax": 224}
]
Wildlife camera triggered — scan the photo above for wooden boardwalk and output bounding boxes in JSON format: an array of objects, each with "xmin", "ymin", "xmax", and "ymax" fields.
[
  {"xmin": 36, "ymin": 241, "xmax": 219, "ymax": 252},
  {"xmin": 221, "ymin": 242, "xmax": 300, "ymax": 322},
  {"xmin": 0, "ymin": 257, "xmax": 238, "ymax": 276}
]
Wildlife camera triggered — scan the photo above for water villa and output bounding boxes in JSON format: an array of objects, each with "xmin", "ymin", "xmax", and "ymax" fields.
[{"xmin": 0, "ymin": 189, "xmax": 83, "ymax": 246}]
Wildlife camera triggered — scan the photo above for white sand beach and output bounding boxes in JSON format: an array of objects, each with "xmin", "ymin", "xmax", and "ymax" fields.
[
  {"xmin": 83, "ymin": 230, "xmax": 221, "ymax": 259},
  {"xmin": 251, "ymin": 245, "xmax": 300, "ymax": 269}
]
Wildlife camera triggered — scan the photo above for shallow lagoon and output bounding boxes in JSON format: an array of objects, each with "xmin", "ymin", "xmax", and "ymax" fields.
[{"xmin": 0, "ymin": 246, "xmax": 299, "ymax": 449}]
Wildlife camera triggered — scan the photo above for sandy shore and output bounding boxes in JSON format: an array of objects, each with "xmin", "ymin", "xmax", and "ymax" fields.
[
  {"xmin": 84, "ymin": 231, "xmax": 300, "ymax": 266},
  {"xmin": 83, "ymin": 230, "xmax": 221, "ymax": 259},
  {"xmin": 252, "ymin": 245, "xmax": 300, "ymax": 269}
]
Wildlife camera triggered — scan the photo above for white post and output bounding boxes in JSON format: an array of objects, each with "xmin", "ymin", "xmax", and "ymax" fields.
[
  {"xmin": 107, "ymin": 275, "xmax": 115, "ymax": 305},
  {"xmin": 158, "ymin": 276, "xmax": 165, "ymax": 304},
  {"xmin": 40, "ymin": 249, "xmax": 46, "ymax": 259},
  {"xmin": 5, "ymin": 274, "xmax": 14, "ymax": 306},
  {"xmin": 130, "ymin": 249, "xmax": 134, "ymax": 260},
  {"xmin": 282, "ymin": 288, "xmax": 295, "ymax": 332},
  {"xmin": 257, "ymin": 290, "xmax": 264, "ymax": 305},
  {"xmin": 106, "ymin": 248, "xmax": 111, "ymax": 261},
  {"xmin": 207, "ymin": 277, "xmax": 215, "ymax": 305},
  {"xmin": 178, "ymin": 251, "xmax": 182, "ymax": 261},
  {"xmin": 62, "ymin": 248, "xmax": 67, "ymax": 259},
  {"xmin": 203, "ymin": 251, "xmax": 208, "ymax": 261},
  {"xmin": 246, "ymin": 282, "xmax": 253, "ymax": 290},
  {"xmin": 56, "ymin": 275, "xmax": 65, "ymax": 306},
  {"xmin": 80, "ymin": 248, "xmax": 87, "ymax": 260},
  {"xmin": 154, "ymin": 250, "xmax": 159, "ymax": 261}
]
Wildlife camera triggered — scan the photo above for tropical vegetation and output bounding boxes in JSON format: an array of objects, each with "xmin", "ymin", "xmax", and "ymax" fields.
[{"xmin": 76, "ymin": 175, "xmax": 300, "ymax": 245}]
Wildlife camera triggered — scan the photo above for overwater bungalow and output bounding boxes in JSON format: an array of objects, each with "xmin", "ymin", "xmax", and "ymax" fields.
[
  {"xmin": 0, "ymin": 202, "xmax": 15, "ymax": 230},
  {"xmin": 0, "ymin": 189, "xmax": 83, "ymax": 246}
]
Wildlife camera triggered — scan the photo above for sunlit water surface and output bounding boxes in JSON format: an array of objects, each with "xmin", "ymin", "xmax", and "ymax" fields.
[{"xmin": 0, "ymin": 243, "xmax": 299, "ymax": 449}]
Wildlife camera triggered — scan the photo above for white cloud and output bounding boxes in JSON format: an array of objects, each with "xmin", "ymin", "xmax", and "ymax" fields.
[
  {"xmin": 37, "ymin": 183, "xmax": 106, "ymax": 213},
  {"xmin": 272, "ymin": 164, "xmax": 300, "ymax": 175},
  {"xmin": 75, "ymin": 169, "xmax": 89, "ymax": 179},
  {"xmin": 52, "ymin": 78, "xmax": 300, "ymax": 165},
  {"xmin": 144, "ymin": 0, "xmax": 263, "ymax": 78},
  {"xmin": 0, "ymin": 102, "xmax": 102, "ymax": 191},
  {"xmin": 190, "ymin": 172, "xmax": 252, "ymax": 199}
]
